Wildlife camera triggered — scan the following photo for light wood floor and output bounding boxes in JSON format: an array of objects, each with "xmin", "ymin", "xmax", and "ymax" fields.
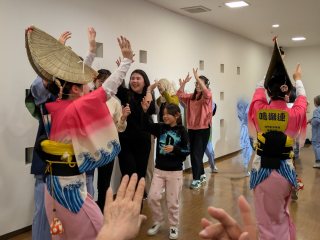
[{"xmin": 8, "ymin": 145, "xmax": 320, "ymax": 240}]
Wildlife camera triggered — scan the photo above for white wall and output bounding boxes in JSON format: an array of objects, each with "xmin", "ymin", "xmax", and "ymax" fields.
[
  {"xmin": 0, "ymin": 0, "xmax": 272, "ymax": 235},
  {"xmin": 284, "ymin": 46, "xmax": 320, "ymax": 139}
]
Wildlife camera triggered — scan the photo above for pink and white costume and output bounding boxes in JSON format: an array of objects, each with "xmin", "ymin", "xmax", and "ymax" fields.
[
  {"xmin": 44, "ymin": 59, "xmax": 132, "ymax": 240},
  {"xmin": 248, "ymin": 80, "xmax": 307, "ymax": 240}
]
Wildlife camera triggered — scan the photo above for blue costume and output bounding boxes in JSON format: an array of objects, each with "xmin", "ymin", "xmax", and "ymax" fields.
[
  {"xmin": 311, "ymin": 104, "xmax": 320, "ymax": 166},
  {"xmin": 237, "ymin": 100, "xmax": 252, "ymax": 170}
]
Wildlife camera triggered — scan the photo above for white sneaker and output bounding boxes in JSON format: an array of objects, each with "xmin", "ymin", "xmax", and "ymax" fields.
[
  {"xmin": 313, "ymin": 162, "xmax": 320, "ymax": 168},
  {"xmin": 190, "ymin": 180, "xmax": 201, "ymax": 189},
  {"xmin": 212, "ymin": 165, "xmax": 219, "ymax": 173},
  {"xmin": 147, "ymin": 222, "xmax": 163, "ymax": 236},
  {"xmin": 200, "ymin": 174, "xmax": 207, "ymax": 184},
  {"xmin": 169, "ymin": 226, "xmax": 178, "ymax": 239}
]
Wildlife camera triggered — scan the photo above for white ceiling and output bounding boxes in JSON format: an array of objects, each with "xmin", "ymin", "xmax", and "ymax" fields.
[{"xmin": 146, "ymin": 0, "xmax": 320, "ymax": 48}]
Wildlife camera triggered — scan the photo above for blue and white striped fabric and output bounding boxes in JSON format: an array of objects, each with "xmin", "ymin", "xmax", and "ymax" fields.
[{"xmin": 250, "ymin": 159, "xmax": 297, "ymax": 189}]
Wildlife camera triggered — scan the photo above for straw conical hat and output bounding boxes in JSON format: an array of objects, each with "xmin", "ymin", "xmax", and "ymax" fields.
[
  {"xmin": 264, "ymin": 37, "xmax": 292, "ymax": 92},
  {"xmin": 25, "ymin": 26, "xmax": 97, "ymax": 84}
]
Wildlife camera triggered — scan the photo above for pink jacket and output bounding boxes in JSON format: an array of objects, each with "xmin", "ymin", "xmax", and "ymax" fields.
[
  {"xmin": 248, "ymin": 87, "xmax": 307, "ymax": 145},
  {"xmin": 177, "ymin": 88, "xmax": 212, "ymax": 130}
]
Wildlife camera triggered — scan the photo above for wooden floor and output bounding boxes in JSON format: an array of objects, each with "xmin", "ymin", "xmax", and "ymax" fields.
[{"xmin": 8, "ymin": 144, "xmax": 320, "ymax": 240}]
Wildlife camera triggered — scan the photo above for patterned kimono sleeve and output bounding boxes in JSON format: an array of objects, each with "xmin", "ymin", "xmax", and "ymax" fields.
[{"xmin": 68, "ymin": 88, "xmax": 120, "ymax": 173}]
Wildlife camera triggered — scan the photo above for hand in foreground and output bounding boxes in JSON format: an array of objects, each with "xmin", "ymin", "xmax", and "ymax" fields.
[
  {"xmin": 87, "ymin": 27, "xmax": 96, "ymax": 53},
  {"xmin": 179, "ymin": 73, "xmax": 192, "ymax": 88},
  {"xmin": 96, "ymin": 174, "xmax": 146, "ymax": 240},
  {"xmin": 293, "ymin": 64, "xmax": 301, "ymax": 81},
  {"xmin": 199, "ymin": 195, "xmax": 257, "ymax": 240},
  {"xmin": 117, "ymin": 36, "xmax": 134, "ymax": 61},
  {"xmin": 58, "ymin": 31, "xmax": 72, "ymax": 45}
]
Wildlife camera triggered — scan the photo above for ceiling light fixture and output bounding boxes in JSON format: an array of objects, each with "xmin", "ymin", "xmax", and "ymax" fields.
[
  {"xmin": 272, "ymin": 24, "xmax": 280, "ymax": 28},
  {"xmin": 225, "ymin": 1, "xmax": 249, "ymax": 8},
  {"xmin": 292, "ymin": 37, "xmax": 306, "ymax": 41}
]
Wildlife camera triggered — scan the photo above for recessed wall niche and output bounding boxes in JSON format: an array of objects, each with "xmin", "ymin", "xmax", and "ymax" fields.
[
  {"xmin": 26, "ymin": 89, "xmax": 31, "ymax": 97},
  {"xmin": 25, "ymin": 147, "xmax": 33, "ymax": 164},
  {"xmin": 96, "ymin": 42, "xmax": 103, "ymax": 58},
  {"xmin": 237, "ymin": 66, "xmax": 241, "ymax": 75},
  {"xmin": 220, "ymin": 119, "xmax": 224, "ymax": 128},
  {"xmin": 220, "ymin": 91, "xmax": 224, "ymax": 101},
  {"xmin": 139, "ymin": 50, "xmax": 147, "ymax": 64},
  {"xmin": 199, "ymin": 60, "xmax": 204, "ymax": 70},
  {"xmin": 220, "ymin": 64, "xmax": 224, "ymax": 73}
]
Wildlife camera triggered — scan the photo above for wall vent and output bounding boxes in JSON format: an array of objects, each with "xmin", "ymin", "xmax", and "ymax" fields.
[{"xmin": 181, "ymin": 6, "xmax": 211, "ymax": 14}]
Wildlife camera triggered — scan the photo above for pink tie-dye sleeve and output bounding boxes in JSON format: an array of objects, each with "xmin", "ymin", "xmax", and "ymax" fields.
[
  {"xmin": 68, "ymin": 88, "xmax": 120, "ymax": 173},
  {"xmin": 287, "ymin": 95, "xmax": 307, "ymax": 145},
  {"xmin": 248, "ymin": 88, "xmax": 268, "ymax": 138}
]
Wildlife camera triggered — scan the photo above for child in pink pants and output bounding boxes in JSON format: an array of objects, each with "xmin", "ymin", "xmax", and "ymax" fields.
[{"xmin": 141, "ymin": 102, "xmax": 190, "ymax": 240}]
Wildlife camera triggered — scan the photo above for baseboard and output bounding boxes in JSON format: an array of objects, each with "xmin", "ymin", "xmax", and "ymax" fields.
[
  {"xmin": 183, "ymin": 150, "xmax": 241, "ymax": 174},
  {"xmin": 0, "ymin": 225, "xmax": 31, "ymax": 240}
]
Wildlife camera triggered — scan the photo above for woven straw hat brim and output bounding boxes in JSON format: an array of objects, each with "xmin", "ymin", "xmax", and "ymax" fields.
[
  {"xmin": 25, "ymin": 29, "xmax": 52, "ymax": 81},
  {"xmin": 26, "ymin": 26, "xmax": 97, "ymax": 84}
]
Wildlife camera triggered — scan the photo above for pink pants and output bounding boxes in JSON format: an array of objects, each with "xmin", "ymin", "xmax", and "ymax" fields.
[
  {"xmin": 254, "ymin": 171, "xmax": 296, "ymax": 240},
  {"xmin": 45, "ymin": 188, "xmax": 103, "ymax": 240},
  {"xmin": 147, "ymin": 168, "xmax": 183, "ymax": 226}
]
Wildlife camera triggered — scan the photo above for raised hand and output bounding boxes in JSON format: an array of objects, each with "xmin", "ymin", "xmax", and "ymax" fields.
[
  {"xmin": 117, "ymin": 36, "xmax": 134, "ymax": 61},
  {"xmin": 87, "ymin": 27, "xmax": 96, "ymax": 53},
  {"xmin": 293, "ymin": 63, "xmax": 302, "ymax": 81},
  {"xmin": 97, "ymin": 174, "xmax": 146, "ymax": 240},
  {"xmin": 141, "ymin": 96, "xmax": 151, "ymax": 112},
  {"xmin": 58, "ymin": 31, "xmax": 72, "ymax": 45},
  {"xmin": 148, "ymin": 80, "xmax": 159, "ymax": 92},
  {"xmin": 157, "ymin": 82, "xmax": 165, "ymax": 94},
  {"xmin": 193, "ymin": 68, "xmax": 200, "ymax": 81},
  {"xmin": 179, "ymin": 73, "xmax": 192, "ymax": 88},
  {"xmin": 122, "ymin": 104, "xmax": 131, "ymax": 119}
]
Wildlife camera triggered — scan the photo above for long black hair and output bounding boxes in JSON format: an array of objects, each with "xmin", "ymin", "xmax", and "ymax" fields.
[
  {"xmin": 288, "ymin": 87, "xmax": 297, "ymax": 103},
  {"xmin": 266, "ymin": 68, "xmax": 292, "ymax": 101},
  {"xmin": 164, "ymin": 103, "xmax": 182, "ymax": 125},
  {"xmin": 96, "ymin": 69, "xmax": 111, "ymax": 81},
  {"xmin": 129, "ymin": 69, "xmax": 155, "ymax": 100},
  {"xmin": 129, "ymin": 69, "xmax": 150, "ymax": 93},
  {"xmin": 191, "ymin": 75, "xmax": 210, "ymax": 100}
]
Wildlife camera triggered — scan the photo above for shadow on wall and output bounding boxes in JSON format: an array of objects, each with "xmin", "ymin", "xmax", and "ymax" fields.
[
  {"xmin": 214, "ymin": 119, "xmax": 227, "ymax": 158},
  {"xmin": 180, "ymin": 103, "xmax": 192, "ymax": 170}
]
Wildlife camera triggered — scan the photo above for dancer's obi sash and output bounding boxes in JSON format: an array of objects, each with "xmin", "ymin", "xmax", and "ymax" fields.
[
  {"xmin": 255, "ymin": 109, "xmax": 294, "ymax": 169},
  {"xmin": 41, "ymin": 139, "xmax": 85, "ymax": 213}
]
